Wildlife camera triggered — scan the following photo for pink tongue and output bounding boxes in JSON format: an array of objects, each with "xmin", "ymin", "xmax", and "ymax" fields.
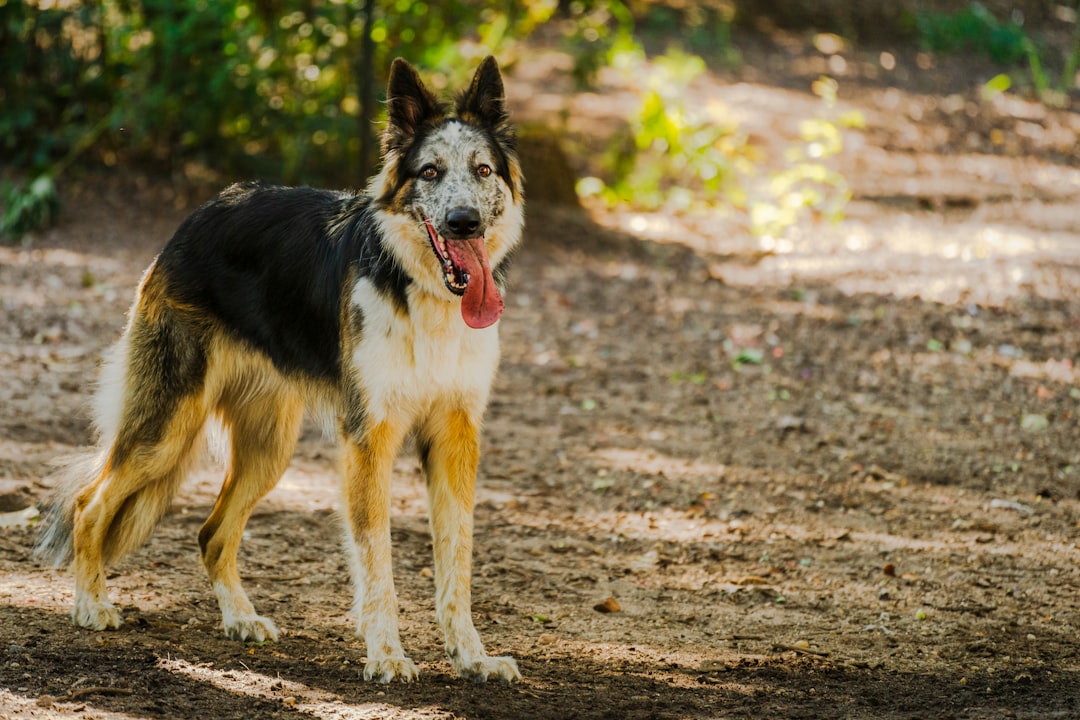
[{"xmin": 444, "ymin": 238, "xmax": 503, "ymax": 329}]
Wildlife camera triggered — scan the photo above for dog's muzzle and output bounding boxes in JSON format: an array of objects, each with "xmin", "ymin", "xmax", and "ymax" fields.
[{"xmin": 423, "ymin": 215, "xmax": 504, "ymax": 329}]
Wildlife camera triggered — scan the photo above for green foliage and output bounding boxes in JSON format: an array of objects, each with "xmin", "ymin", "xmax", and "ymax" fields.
[
  {"xmin": 556, "ymin": 1, "xmax": 739, "ymax": 90},
  {"xmin": 554, "ymin": 0, "xmax": 637, "ymax": 88},
  {"xmin": 914, "ymin": 2, "xmax": 1079, "ymax": 103},
  {"xmin": 0, "ymin": 0, "xmax": 853, "ymax": 244},
  {"xmin": 0, "ymin": 0, "xmax": 570, "ymax": 239},
  {"xmin": 1, "ymin": 176, "xmax": 60, "ymax": 241},
  {"xmin": 0, "ymin": 0, "xmax": 557, "ymax": 189},
  {"xmin": 581, "ymin": 48, "xmax": 751, "ymax": 212},
  {"xmin": 915, "ymin": 2, "xmax": 1031, "ymax": 65},
  {"xmin": 636, "ymin": 0, "xmax": 740, "ymax": 67},
  {"xmin": 579, "ymin": 50, "xmax": 859, "ymax": 238},
  {"xmin": 0, "ymin": 1, "xmax": 105, "ymax": 170},
  {"xmin": 750, "ymin": 77, "xmax": 860, "ymax": 238}
]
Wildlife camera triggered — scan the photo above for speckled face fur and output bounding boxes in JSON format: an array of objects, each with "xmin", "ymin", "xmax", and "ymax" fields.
[
  {"xmin": 409, "ymin": 121, "xmax": 513, "ymax": 246},
  {"xmin": 372, "ymin": 56, "xmax": 524, "ymax": 328}
]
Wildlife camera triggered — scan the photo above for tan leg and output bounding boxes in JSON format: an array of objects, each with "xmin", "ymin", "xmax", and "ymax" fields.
[
  {"xmin": 71, "ymin": 396, "xmax": 208, "ymax": 630},
  {"xmin": 342, "ymin": 419, "xmax": 417, "ymax": 682},
  {"xmin": 419, "ymin": 407, "xmax": 520, "ymax": 683},
  {"xmin": 199, "ymin": 393, "xmax": 303, "ymax": 642},
  {"xmin": 71, "ymin": 472, "xmax": 128, "ymax": 630}
]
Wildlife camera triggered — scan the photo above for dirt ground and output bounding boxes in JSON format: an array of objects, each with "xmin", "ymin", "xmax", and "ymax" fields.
[{"xmin": 3, "ymin": 34, "xmax": 1080, "ymax": 720}]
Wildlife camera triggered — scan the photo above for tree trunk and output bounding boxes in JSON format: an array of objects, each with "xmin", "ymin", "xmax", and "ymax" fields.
[{"xmin": 356, "ymin": 0, "xmax": 377, "ymax": 179}]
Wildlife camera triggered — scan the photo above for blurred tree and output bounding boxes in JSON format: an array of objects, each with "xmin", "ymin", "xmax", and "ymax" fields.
[
  {"xmin": 0, "ymin": 0, "xmax": 561, "ymax": 187},
  {"xmin": 0, "ymin": 0, "xmax": 872, "ymax": 242},
  {"xmin": 356, "ymin": 0, "xmax": 377, "ymax": 179}
]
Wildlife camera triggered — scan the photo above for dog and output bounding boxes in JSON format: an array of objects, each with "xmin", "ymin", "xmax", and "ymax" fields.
[{"xmin": 35, "ymin": 56, "xmax": 524, "ymax": 684}]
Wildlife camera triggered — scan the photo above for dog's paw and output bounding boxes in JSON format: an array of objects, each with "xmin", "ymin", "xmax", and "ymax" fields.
[
  {"xmin": 72, "ymin": 597, "xmax": 122, "ymax": 631},
  {"xmin": 223, "ymin": 615, "xmax": 280, "ymax": 643},
  {"xmin": 453, "ymin": 655, "xmax": 521, "ymax": 684},
  {"xmin": 363, "ymin": 656, "xmax": 419, "ymax": 683}
]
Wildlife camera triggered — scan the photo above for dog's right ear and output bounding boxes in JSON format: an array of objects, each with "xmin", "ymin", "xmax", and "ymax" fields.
[
  {"xmin": 457, "ymin": 56, "xmax": 508, "ymax": 130},
  {"xmin": 384, "ymin": 58, "xmax": 445, "ymax": 151}
]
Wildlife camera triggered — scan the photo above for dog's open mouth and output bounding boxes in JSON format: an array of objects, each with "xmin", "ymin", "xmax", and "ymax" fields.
[
  {"xmin": 424, "ymin": 217, "xmax": 504, "ymax": 329},
  {"xmin": 425, "ymin": 217, "xmax": 470, "ymax": 295}
]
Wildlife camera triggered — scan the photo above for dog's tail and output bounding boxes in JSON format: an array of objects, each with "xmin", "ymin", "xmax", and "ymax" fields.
[
  {"xmin": 35, "ymin": 328, "xmax": 128, "ymax": 567},
  {"xmin": 35, "ymin": 311, "xmax": 203, "ymax": 568},
  {"xmin": 34, "ymin": 451, "xmax": 105, "ymax": 567},
  {"xmin": 34, "ymin": 451, "xmax": 194, "ymax": 568}
]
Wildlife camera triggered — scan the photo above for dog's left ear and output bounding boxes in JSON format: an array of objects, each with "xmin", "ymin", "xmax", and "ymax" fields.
[{"xmin": 457, "ymin": 56, "xmax": 509, "ymax": 131}]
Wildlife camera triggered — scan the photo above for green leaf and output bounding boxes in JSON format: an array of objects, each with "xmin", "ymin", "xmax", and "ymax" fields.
[
  {"xmin": 733, "ymin": 348, "xmax": 764, "ymax": 367},
  {"xmin": 982, "ymin": 73, "xmax": 1012, "ymax": 101}
]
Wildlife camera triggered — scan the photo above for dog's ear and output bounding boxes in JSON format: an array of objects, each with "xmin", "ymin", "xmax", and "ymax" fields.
[
  {"xmin": 384, "ymin": 58, "xmax": 445, "ymax": 150},
  {"xmin": 457, "ymin": 56, "xmax": 509, "ymax": 131}
]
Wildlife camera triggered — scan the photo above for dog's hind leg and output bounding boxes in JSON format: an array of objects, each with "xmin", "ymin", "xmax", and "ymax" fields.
[
  {"xmin": 341, "ymin": 418, "xmax": 417, "ymax": 683},
  {"xmin": 199, "ymin": 389, "xmax": 303, "ymax": 642},
  {"xmin": 70, "ymin": 393, "xmax": 209, "ymax": 630},
  {"xmin": 66, "ymin": 280, "xmax": 211, "ymax": 630},
  {"xmin": 418, "ymin": 406, "xmax": 520, "ymax": 683}
]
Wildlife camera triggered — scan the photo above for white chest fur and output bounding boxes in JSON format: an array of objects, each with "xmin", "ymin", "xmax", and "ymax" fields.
[{"xmin": 349, "ymin": 278, "xmax": 500, "ymax": 425}]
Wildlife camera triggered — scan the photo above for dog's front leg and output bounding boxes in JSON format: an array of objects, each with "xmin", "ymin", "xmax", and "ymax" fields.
[
  {"xmin": 419, "ymin": 407, "xmax": 520, "ymax": 683},
  {"xmin": 342, "ymin": 420, "xmax": 418, "ymax": 683}
]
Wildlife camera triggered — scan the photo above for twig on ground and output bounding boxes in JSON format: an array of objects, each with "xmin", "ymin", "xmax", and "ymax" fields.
[
  {"xmin": 772, "ymin": 643, "xmax": 831, "ymax": 657},
  {"xmin": 60, "ymin": 686, "xmax": 134, "ymax": 702}
]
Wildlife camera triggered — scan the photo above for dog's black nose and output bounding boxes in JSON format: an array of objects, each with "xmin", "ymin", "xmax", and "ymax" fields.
[{"xmin": 446, "ymin": 206, "xmax": 481, "ymax": 238}]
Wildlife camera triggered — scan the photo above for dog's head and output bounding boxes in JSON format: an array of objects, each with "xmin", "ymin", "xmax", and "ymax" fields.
[{"xmin": 372, "ymin": 56, "xmax": 524, "ymax": 329}]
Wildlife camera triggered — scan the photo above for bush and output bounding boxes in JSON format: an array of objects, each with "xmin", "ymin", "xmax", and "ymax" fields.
[
  {"xmin": 0, "ymin": 0, "xmax": 558, "ymax": 188},
  {"xmin": 578, "ymin": 48, "xmax": 859, "ymax": 238},
  {"xmin": 914, "ymin": 2, "xmax": 1080, "ymax": 103},
  {"xmin": 1, "ymin": 0, "xmax": 581, "ymax": 239},
  {"xmin": 915, "ymin": 2, "xmax": 1031, "ymax": 64}
]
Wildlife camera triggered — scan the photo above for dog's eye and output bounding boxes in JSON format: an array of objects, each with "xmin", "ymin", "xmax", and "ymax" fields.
[
  {"xmin": 476, "ymin": 164, "xmax": 492, "ymax": 178},
  {"xmin": 420, "ymin": 165, "xmax": 439, "ymax": 180}
]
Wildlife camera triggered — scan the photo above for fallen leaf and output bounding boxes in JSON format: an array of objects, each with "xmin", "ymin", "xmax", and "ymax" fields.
[
  {"xmin": 593, "ymin": 596, "xmax": 622, "ymax": 613},
  {"xmin": 989, "ymin": 498, "xmax": 1035, "ymax": 515},
  {"xmin": 1020, "ymin": 413, "xmax": 1049, "ymax": 432}
]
